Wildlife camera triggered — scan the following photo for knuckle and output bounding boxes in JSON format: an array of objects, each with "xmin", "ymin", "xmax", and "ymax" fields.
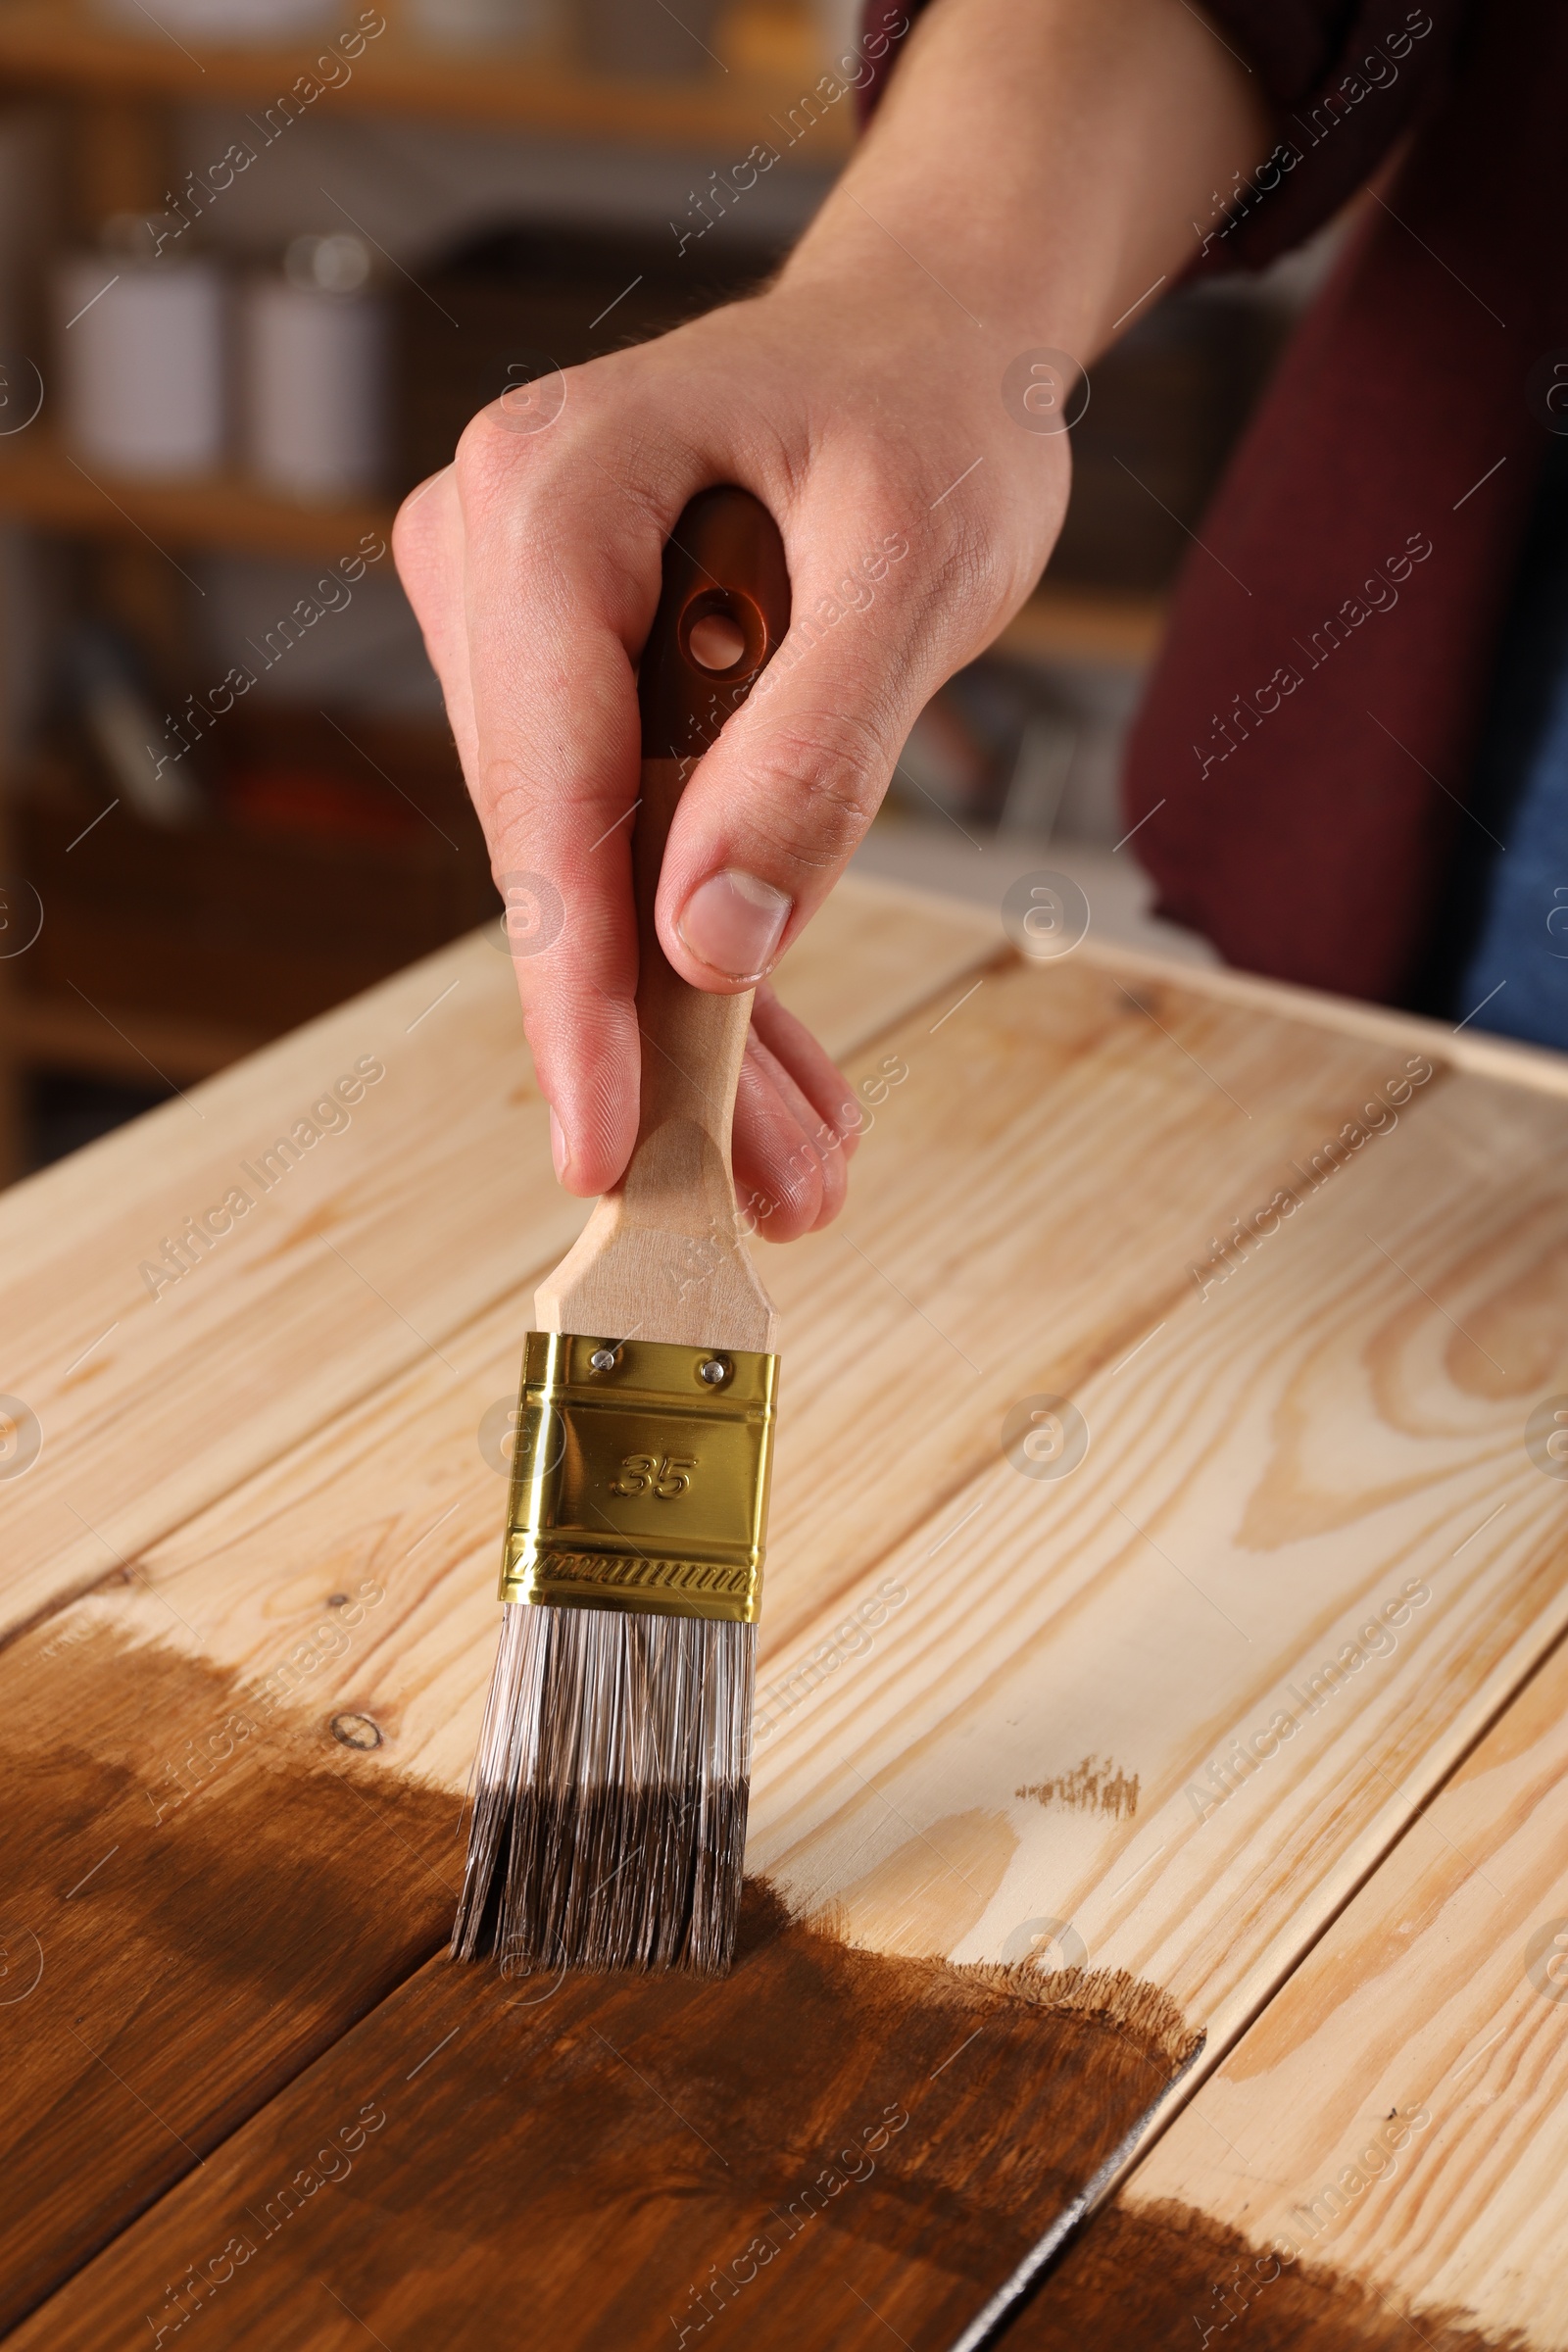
[
  {"xmin": 919, "ymin": 502, "xmax": 1010, "ymax": 612},
  {"xmin": 453, "ymin": 401, "xmax": 511, "ymax": 488},
  {"xmin": 746, "ymin": 710, "xmax": 887, "ymax": 868},
  {"xmin": 391, "ymin": 471, "xmax": 454, "ymax": 579},
  {"xmin": 479, "ymin": 759, "xmax": 535, "ymax": 836}
]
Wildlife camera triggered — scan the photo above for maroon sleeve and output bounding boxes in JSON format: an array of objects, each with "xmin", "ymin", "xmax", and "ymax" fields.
[{"xmin": 857, "ymin": 0, "xmax": 1462, "ymax": 272}]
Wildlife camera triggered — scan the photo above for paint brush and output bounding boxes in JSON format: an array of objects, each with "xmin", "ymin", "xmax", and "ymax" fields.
[{"xmin": 453, "ymin": 485, "xmax": 791, "ymax": 1975}]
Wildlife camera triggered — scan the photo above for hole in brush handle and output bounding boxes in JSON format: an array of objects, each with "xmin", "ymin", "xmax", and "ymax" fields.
[
  {"xmin": 639, "ymin": 486, "xmax": 792, "ymax": 762},
  {"xmin": 682, "ymin": 594, "xmax": 759, "ymax": 676}
]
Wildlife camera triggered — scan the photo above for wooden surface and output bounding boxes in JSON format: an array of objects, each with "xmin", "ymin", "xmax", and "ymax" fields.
[
  {"xmin": 2, "ymin": 875, "xmax": 1567, "ymax": 2348},
  {"xmin": 0, "ymin": 878, "xmax": 991, "ymax": 1639},
  {"xmin": 1018, "ymin": 1634, "xmax": 1568, "ymax": 2351}
]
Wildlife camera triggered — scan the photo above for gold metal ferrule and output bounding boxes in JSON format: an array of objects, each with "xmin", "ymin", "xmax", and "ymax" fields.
[{"xmin": 499, "ymin": 1332, "xmax": 779, "ymax": 1624}]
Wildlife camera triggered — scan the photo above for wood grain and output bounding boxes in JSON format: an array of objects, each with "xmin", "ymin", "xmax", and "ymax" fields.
[
  {"xmin": 749, "ymin": 1059, "xmax": 1568, "ymax": 2042},
  {"xmin": 0, "ymin": 949, "xmax": 1426, "ymax": 2334},
  {"xmin": 1007, "ymin": 2203, "xmax": 1515, "ymax": 2352},
  {"xmin": 0, "ymin": 877, "xmax": 995, "ymax": 1642},
  {"xmin": 5, "ymin": 1884, "xmax": 1200, "ymax": 2352},
  {"xmin": 0, "ymin": 1625, "xmax": 460, "ymax": 2335},
  {"xmin": 1025, "ymin": 1635, "xmax": 1568, "ymax": 2351},
  {"xmin": 98, "ymin": 954, "xmax": 1430, "ymax": 1753},
  {"xmin": 9, "ymin": 905, "xmax": 1568, "ymax": 2347},
  {"xmin": 12, "ymin": 947, "xmax": 1563, "ymax": 2343}
]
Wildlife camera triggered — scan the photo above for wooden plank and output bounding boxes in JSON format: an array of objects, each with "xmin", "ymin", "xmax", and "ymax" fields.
[
  {"xmin": 0, "ymin": 877, "xmax": 997, "ymax": 1643},
  {"xmin": 1077, "ymin": 932, "xmax": 1568, "ymax": 1103},
  {"xmin": 1020, "ymin": 1636, "xmax": 1568, "ymax": 2352},
  {"xmin": 732, "ymin": 1057, "xmax": 1568, "ymax": 2127},
  {"xmin": 0, "ymin": 1615, "xmax": 462, "ymax": 2335},
  {"xmin": 25, "ymin": 1024, "xmax": 1568, "ymax": 2346},
  {"xmin": 111, "ymin": 952, "xmax": 1428, "ymax": 1718},
  {"xmin": 9, "ymin": 955, "xmax": 1540, "ymax": 2342}
]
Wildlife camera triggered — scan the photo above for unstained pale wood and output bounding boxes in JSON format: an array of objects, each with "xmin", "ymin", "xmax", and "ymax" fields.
[{"xmin": 0, "ymin": 878, "xmax": 996, "ymax": 1642}]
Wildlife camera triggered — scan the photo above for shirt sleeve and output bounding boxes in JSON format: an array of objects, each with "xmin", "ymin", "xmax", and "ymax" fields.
[{"xmin": 857, "ymin": 0, "xmax": 1462, "ymax": 273}]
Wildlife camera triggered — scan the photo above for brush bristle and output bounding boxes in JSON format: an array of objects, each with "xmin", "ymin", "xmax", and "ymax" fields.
[{"xmin": 451, "ymin": 1603, "xmax": 755, "ymax": 1976}]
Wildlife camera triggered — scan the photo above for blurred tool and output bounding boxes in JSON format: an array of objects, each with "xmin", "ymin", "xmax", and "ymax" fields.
[{"xmin": 63, "ymin": 620, "xmax": 205, "ymax": 828}]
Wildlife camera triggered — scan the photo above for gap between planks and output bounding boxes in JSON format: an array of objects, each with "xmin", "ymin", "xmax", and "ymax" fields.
[
  {"xmin": 963, "ymin": 1600, "xmax": 1568, "ymax": 2351},
  {"xmin": 0, "ymin": 917, "xmax": 1523, "ymax": 2332}
]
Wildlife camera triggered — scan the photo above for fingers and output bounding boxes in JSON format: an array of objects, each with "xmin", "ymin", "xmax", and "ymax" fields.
[
  {"xmin": 749, "ymin": 984, "xmax": 862, "ymax": 1163},
  {"xmin": 397, "ymin": 448, "xmax": 643, "ymax": 1197},
  {"xmin": 393, "ymin": 466, "xmax": 476, "ymax": 777},
  {"xmin": 391, "ymin": 290, "xmax": 1058, "ymax": 1223},
  {"xmin": 732, "ymin": 991, "xmax": 860, "ymax": 1243},
  {"xmin": 401, "ymin": 371, "xmax": 681, "ymax": 1196}
]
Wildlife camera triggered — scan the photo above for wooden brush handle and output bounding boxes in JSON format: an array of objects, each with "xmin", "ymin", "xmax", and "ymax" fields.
[{"xmin": 535, "ymin": 487, "xmax": 792, "ymax": 1354}]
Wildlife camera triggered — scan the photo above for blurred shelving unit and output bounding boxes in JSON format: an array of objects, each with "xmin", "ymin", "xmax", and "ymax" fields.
[
  {"xmin": 0, "ymin": 428, "xmax": 1168, "ymax": 637},
  {"xmin": 0, "ymin": 0, "xmax": 1194, "ymax": 1182},
  {"xmin": 0, "ymin": 0, "xmax": 856, "ymax": 1179},
  {"xmin": 0, "ymin": 0, "xmax": 852, "ymax": 152},
  {"xmin": 0, "ymin": 428, "xmax": 392, "ymax": 561}
]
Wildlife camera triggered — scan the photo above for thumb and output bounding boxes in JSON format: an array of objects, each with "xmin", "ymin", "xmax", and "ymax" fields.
[{"xmin": 652, "ymin": 489, "xmax": 949, "ymax": 992}]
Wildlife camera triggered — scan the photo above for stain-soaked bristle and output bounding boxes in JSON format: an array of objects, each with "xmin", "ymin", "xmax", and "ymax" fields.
[{"xmin": 451, "ymin": 1604, "xmax": 755, "ymax": 1976}]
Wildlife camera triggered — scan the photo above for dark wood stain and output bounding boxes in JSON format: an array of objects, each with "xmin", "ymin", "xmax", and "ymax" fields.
[
  {"xmin": 0, "ymin": 1624, "xmax": 460, "ymax": 2334},
  {"xmin": 1015, "ymin": 1755, "xmax": 1141, "ymax": 1821},
  {"xmin": 12, "ymin": 1879, "xmax": 1200, "ymax": 2350},
  {"xmin": 1005, "ymin": 2195, "xmax": 1528, "ymax": 2352}
]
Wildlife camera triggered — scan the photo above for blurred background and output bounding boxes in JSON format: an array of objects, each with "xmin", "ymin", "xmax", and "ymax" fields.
[{"xmin": 0, "ymin": 0, "xmax": 1344, "ymax": 1180}]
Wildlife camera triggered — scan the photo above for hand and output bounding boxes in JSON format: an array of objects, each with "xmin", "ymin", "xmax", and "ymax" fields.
[
  {"xmin": 395, "ymin": 277, "xmax": 1064, "ymax": 1239},
  {"xmin": 393, "ymin": 0, "xmax": 1265, "ymax": 1242}
]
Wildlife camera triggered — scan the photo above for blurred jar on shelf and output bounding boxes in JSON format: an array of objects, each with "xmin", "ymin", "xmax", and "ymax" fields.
[
  {"xmin": 241, "ymin": 233, "xmax": 388, "ymax": 505},
  {"xmin": 809, "ymin": 0, "xmax": 862, "ymax": 69},
  {"xmin": 54, "ymin": 220, "xmax": 227, "ymax": 480}
]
